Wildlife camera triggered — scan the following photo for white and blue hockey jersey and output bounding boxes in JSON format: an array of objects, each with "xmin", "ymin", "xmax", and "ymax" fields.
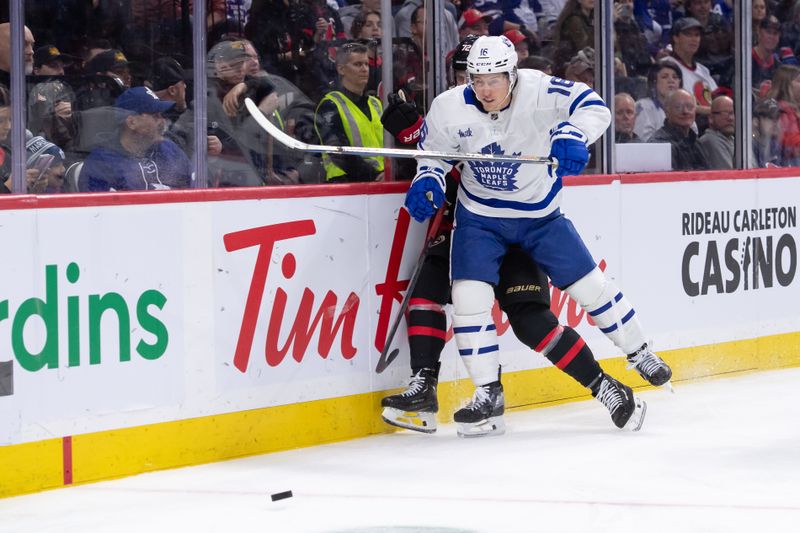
[{"xmin": 415, "ymin": 68, "xmax": 611, "ymax": 219}]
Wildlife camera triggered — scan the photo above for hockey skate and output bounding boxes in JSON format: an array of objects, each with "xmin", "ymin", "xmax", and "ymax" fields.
[
  {"xmin": 454, "ymin": 382, "xmax": 505, "ymax": 438},
  {"xmin": 627, "ymin": 343, "xmax": 674, "ymax": 391},
  {"xmin": 381, "ymin": 367, "xmax": 439, "ymax": 434},
  {"xmin": 591, "ymin": 373, "xmax": 646, "ymax": 431}
]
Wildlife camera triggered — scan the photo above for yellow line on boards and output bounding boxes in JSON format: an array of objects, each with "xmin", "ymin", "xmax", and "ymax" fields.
[{"xmin": 2, "ymin": 332, "xmax": 799, "ymax": 498}]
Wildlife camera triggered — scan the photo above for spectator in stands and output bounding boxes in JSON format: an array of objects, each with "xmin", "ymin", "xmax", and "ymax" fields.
[
  {"xmin": 396, "ymin": 0, "xmax": 458, "ymax": 55},
  {"xmin": 634, "ymin": 0, "xmax": 673, "ymax": 51},
  {"xmin": 85, "ymin": 50, "xmax": 132, "ymax": 89},
  {"xmin": 781, "ymin": 1, "xmax": 800, "ymax": 55},
  {"xmin": 684, "ymin": 0, "xmax": 732, "ymax": 67},
  {"xmin": 519, "ymin": 55, "xmax": 554, "ymax": 75},
  {"xmin": 554, "ymin": 0, "xmax": 594, "ymax": 71},
  {"xmin": 410, "ymin": 6, "xmax": 426, "ymax": 53},
  {"xmin": 753, "ymin": 0, "xmax": 769, "ymax": 40},
  {"xmin": 614, "ymin": 0, "xmax": 654, "ymax": 78},
  {"xmin": 564, "ymin": 47, "xmax": 595, "ymax": 88},
  {"xmin": 662, "ymin": 17, "xmax": 717, "ymax": 131},
  {"xmin": 539, "ymin": 0, "xmax": 568, "ymax": 40},
  {"xmin": 650, "ymin": 88, "xmax": 709, "ymax": 170},
  {"xmin": 339, "ymin": 0, "xmax": 381, "ymax": 39},
  {"xmin": 766, "ymin": 64, "xmax": 800, "ymax": 166},
  {"xmin": 351, "ymin": 11, "xmax": 382, "ymax": 41},
  {"xmin": 314, "ymin": 42, "xmax": 384, "ymax": 183},
  {"xmin": 79, "ymin": 87, "xmax": 192, "ymax": 191},
  {"xmin": 27, "ymin": 78, "xmax": 79, "ymax": 155},
  {"xmin": 25, "ymin": 135, "xmax": 66, "ymax": 194},
  {"xmin": 753, "ymin": 16, "xmax": 784, "ymax": 89},
  {"xmin": 32, "ymin": 45, "xmax": 75, "ymax": 77},
  {"xmin": 634, "ymin": 60, "xmax": 683, "ymax": 141},
  {"xmin": 154, "ymin": 56, "xmax": 223, "ymax": 159},
  {"xmin": 75, "ymin": 49, "xmax": 130, "ymax": 111},
  {"xmin": 504, "ymin": 29, "xmax": 532, "ymax": 61},
  {"xmin": 205, "ymin": 40, "xmax": 296, "ymax": 186},
  {"xmin": 697, "ymin": 94, "xmax": 734, "ymax": 169},
  {"xmin": 150, "ymin": 57, "xmax": 187, "ymax": 118},
  {"xmin": 752, "ymin": 97, "xmax": 781, "ymax": 167},
  {"xmin": 349, "ymin": 12, "xmax": 384, "ymax": 94},
  {"xmin": 1, "ymin": 84, "xmax": 45, "ymax": 195},
  {"xmin": 459, "ymin": 9, "xmax": 493, "ymax": 40},
  {"xmin": 615, "ymin": 92, "xmax": 640, "ymax": 143},
  {"xmin": 0, "ymin": 23, "xmax": 35, "ymax": 85}
]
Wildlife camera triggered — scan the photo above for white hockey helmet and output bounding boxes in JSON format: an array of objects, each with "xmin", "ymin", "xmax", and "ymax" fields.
[{"xmin": 466, "ymin": 35, "xmax": 518, "ymax": 87}]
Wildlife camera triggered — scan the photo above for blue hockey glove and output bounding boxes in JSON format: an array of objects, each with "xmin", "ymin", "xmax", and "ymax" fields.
[
  {"xmin": 549, "ymin": 122, "xmax": 589, "ymax": 178},
  {"xmin": 405, "ymin": 176, "xmax": 445, "ymax": 223}
]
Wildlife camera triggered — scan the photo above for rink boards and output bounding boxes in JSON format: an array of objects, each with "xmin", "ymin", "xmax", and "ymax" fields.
[{"xmin": 1, "ymin": 169, "xmax": 799, "ymax": 497}]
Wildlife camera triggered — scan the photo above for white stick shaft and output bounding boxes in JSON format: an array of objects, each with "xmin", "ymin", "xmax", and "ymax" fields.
[{"xmin": 244, "ymin": 98, "xmax": 555, "ymax": 166}]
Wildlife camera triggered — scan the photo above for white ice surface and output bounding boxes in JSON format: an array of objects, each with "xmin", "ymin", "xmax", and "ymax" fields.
[{"xmin": 1, "ymin": 368, "xmax": 799, "ymax": 533}]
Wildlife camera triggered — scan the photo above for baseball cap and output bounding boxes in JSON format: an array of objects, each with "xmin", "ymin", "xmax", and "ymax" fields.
[
  {"xmin": 459, "ymin": 9, "xmax": 492, "ymax": 29},
  {"xmin": 150, "ymin": 57, "xmax": 186, "ymax": 91},
  {"xmin": 26, "ymin": 135, "xmax": 66, "ymax": 167},
  {"xmin": 760, "ymin": 15, "xmax": 782, "ymax": 32},
  {"xmin": 33, "ymin": 45, "xmax": 76, "ymax": 68},
  {"xmin": 503, "ymin": 29, "xmax": 527, "ymax": 46},
  {"xmin": 115, "ymin": 86, "xmax": 175, "ymax": 114},
  {"xmin": 208, "ymin": 40, "xmax": 249, "ymax": 63},
  {"xmin": 86, "ymin": 49, "xmax": 129, "ymax": 73},
  {"xmin": 671, "ymin": 17, "xmax": 703, "ymax": 36}
]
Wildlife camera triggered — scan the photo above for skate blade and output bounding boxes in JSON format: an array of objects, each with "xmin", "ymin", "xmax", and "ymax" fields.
[
  {"xmin": 662, "ymin": 381, "xmax": 675, "ymax": 393},
  {"xmin": 622, "ymin": 398, "xmax": 647, "ymax": 432},
  {"xmin": 382, "ymin": 407, "xmax": 437, "ymax": 434},
  {"xmin": 456, "ymin": 416, "xmax": 506, "ymax": 438}
]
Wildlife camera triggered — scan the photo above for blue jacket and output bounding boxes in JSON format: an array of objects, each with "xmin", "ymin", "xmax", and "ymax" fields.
[{"xmin": 80, "ymin": 137, "xmax": 192, "ymax": 192}]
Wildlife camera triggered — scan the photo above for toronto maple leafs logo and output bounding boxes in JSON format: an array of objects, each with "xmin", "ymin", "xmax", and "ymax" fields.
[{"xmin": 467, "ymin": 142, "xmax": 521, "ymax": 191}]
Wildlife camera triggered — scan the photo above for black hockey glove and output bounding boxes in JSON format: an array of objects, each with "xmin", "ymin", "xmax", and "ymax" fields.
[{"xmin": 381, "ymin": 93, "xmax": 423, "ymax": 145}]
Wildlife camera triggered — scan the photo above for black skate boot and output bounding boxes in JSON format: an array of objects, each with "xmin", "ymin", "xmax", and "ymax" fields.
[
  {"xmin": 381, "ymin": 366, "xmax": 439, "ymax": 434},
  {"xmin": 590, "ymin": 373, "xmax": 646, "ymax": 431},
  {"xmin": 627, "ymin": 343, "xmax": 673, "ymax": 390},
  {"xmin": 454, "ymin": 382, "xmax": 505, "ymax": 438}
]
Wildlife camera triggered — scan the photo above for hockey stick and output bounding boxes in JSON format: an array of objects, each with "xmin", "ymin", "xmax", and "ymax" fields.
[
  {"xmin": 244, "ymin": 98, "xmax": 555, "ymax": 166},
  {"xmin": 375, "ymin": 204, "xmax": 446, "ymax": 374}
]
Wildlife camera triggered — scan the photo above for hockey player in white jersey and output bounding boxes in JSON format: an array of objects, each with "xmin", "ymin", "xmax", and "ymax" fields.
[{"xmin": 405, "ymin": 35, "xmax": 672, "ymax": 437}]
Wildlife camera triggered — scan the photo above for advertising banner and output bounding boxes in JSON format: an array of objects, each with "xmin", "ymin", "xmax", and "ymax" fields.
[{"xmin": 1, "ymin": 175, "xmax": 798, "ymax": 445}]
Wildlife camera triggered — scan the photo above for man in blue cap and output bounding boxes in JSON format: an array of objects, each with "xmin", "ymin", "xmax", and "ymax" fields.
[{"xmin": 79, "ymin": 86, "xmax": 192, "ymax": 191}]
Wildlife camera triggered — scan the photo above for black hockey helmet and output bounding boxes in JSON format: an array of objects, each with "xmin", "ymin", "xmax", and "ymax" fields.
[{"xmin": 447, "ymin": 34, "xmax": 479, "ymax": 87}]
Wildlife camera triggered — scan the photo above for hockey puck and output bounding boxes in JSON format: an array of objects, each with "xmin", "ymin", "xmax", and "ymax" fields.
[{"xmin": 270, "ymin": 490, "xmax": 293, "ymax": 502}]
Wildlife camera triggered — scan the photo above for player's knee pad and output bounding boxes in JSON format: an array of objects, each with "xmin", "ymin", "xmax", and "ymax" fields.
[
  {"xmin": 565, "ymin": 267, "xmax": 645, "ymax": 354},
  {"xmin": 452, "ymin": 280, "xmax": 499, "ymax": 386},
  {"xmin": 504, "ymin": 302, "xmax": 560, "ymax": 353},
  {"xmin": 452, "ymin": 279, "xmax": 494, "ymax": 315}
]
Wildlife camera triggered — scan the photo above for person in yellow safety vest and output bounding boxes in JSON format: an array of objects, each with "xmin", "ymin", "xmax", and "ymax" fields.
[{"xmin": 314, "ymin": 41, "xmax": 384, "ymax": 183}]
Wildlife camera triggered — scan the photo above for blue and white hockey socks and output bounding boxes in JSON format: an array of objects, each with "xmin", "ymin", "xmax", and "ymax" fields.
[
  {"xmin": 566, "ymin": 267, "xmax": 647, "ymax": 355},
  {"xmin": 452, "ymin": 280, "xmax": 500, "ymax": 386}
]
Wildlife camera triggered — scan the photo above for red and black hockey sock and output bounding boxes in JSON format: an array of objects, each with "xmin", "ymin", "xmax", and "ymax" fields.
[
  {"xmin": 407, "ymin": 298, "xmax": 447, "ymax": 373},
  {"xmin": 537, "ymin": 325, "xmax": 603, "ymax": 388},
  {"xmin": 505, "ymin": 302, "xmax": 602, "ymax": 389}
]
